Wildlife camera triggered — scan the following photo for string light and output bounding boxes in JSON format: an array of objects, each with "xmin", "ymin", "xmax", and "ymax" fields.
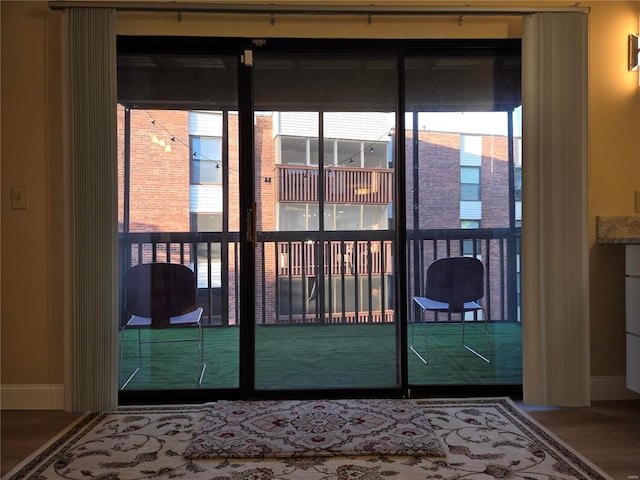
[
  {"xmin": 144, "ymin": 110, "xmax": 393, "ymax": 180},
  {"xmin": 146, "ymin": 110, "xmax": 222, "ymax": 168}
]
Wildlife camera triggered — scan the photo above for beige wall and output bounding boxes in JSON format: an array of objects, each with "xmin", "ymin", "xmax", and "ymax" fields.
[
  {"xmin": 588, "ymin": 2, "xmax": 640, "ymax": 378},
  {"xmin": 2, "ymin": 1, "xmax": 639, "ymax": 407},
  {"xmin": 1, "ymin": 2, "xmax": 66, "ymax": 395}
]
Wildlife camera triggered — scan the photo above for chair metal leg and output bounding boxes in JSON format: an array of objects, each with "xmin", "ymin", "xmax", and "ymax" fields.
[
  {"xmin": 197, "ymin": 322, "xmax": 206, "ymax": 386},
  {"xmin": 410, "ymin": 311, "xmax": 429, "ymax": 365},
  {"xmin": 120, "ymin": 323, "xmax": 206, "ymax": 389},
  {"xmin": 120, "ymin": 328, "xmax": 142, "ymax": 389},
  {"xmin": 462, "ymin": 309, "xmax": 491, "ymax": 364}
]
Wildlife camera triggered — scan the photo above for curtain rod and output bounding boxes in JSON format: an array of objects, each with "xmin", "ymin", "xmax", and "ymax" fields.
[{"xmin": 47, "ymin": 2, "xmax": 590, "ymax": 15}]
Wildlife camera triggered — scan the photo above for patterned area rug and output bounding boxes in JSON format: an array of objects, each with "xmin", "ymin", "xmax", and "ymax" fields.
[
  {"xmin": 4, "ymin": 398, "xmax": 612, "ymax": 480},
  {"xmin": 183, "ymin": 399, "xmax": 445, "ymax": 458}
]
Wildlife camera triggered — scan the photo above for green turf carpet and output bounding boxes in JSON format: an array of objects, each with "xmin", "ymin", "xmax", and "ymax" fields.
[{"xmin": 119, "ymin": 322, "xmax": 522, "ymax": 391}]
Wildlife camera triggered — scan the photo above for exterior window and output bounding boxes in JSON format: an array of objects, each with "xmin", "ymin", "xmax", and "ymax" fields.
[
  {"xmin": 279, "ymin": 136, "xmax": 390, "ymax": 169},
  {"xmin": 514, "ymin": 137, "xmax": 523, "ymax": 202},
  {"xmin": 278, "ymin": 203, "xmax": 319, "ymax": 231},
  {"xmin": 333, "ymin": 205, "xmax": 361, "ymax": 230},
  {"xmin": 191, "ymin": 136, "xmax": 222, "ymax": 184},
  {"xmin": 514, "ymin": 165, "xmax": 522, "ymax": 202},
  {"xmin": 362, "ymin": 205, "xmax": 388, "ymax": 230},
  {"xmin": 324, "ymin": 204, "xmax": 389, "ymax": 231},
  {"xmin": 337, "ymin": 140, "xmax": 361, "ymax": 166},
  {"xmin": 279, "ymin": 136, "xmax": 319, "ymax": 165},
  {"xmin": 461, "ymin": 220, "xmax": 481, "ymax": 256},
  {"xmin": 323, "ymin": 139, "xmax": 335, "ymax": 166},
  {"xmin": 363, "ymin": 142, "xmax": 388, "ymax": 169},
  {"xmin": 280, "ymin": 136, "xmax": 307, "ymax": 165},
  {"xmin": 460, "ymin": 166, "xmax": 480, "ymax": 201},
  {"xmin": 191, "ymin": 212, "xmax": 222, "ymax": 232}
]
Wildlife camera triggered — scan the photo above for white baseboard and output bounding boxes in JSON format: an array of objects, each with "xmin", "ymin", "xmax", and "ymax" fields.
[
  {"xmin": 590, "ymin": 375, "xmax": 640, "ymax": 401},
  {"xmin": 1, "ymin": 384, "xmax": 65, "ymax": 410},
  {"xmin": 0, "ymin": 379, "xmax": 636, "ymax": 409}
]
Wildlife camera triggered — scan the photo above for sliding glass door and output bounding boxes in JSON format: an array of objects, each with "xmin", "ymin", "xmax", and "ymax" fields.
[
  {"xmin": 116, "ymin": 37, "xmax": 522, "ymax": 403},
  {"xmin": 251, "ymin": 52, "xmax": 400, "ymax": 391},
  {"xmin": 404, "ymin": 49, "xmax": 523, "ymax": 391},
  {"xmin": 117, "ymin": 42, "xmax": 242, "ymax": 394}
]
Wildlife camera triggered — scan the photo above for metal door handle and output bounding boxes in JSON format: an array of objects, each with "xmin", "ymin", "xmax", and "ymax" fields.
[{"xmin": 246, "ymin": 202, "xmax": 257, "ymax": 248}]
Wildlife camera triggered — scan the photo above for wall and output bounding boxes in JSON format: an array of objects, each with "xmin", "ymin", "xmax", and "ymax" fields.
[
  {"xmin": 1, "ymin": 1, "xmax": 639, "ymax": 409},
  {"xmin": 1, "ymin": 1, "xmax": 66, "ymax": 408},
  {"xmin": 588, "ymin": 2, "xmax": 640, "ymax": 400}
]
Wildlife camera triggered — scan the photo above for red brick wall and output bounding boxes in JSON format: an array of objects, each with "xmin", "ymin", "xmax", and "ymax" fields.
[
  {"xmin": 481, "ymin": 135, "xmax": 510, "ymax": 228},
  {"xmin": 126, "ymin": 109, "xmax": 191, "ymax": 232}
]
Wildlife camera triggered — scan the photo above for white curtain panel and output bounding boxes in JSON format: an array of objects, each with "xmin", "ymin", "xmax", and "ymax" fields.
[
  {"xmin": 521, "ymin": 12, "xmax": 590, "ymax": 406},
  {"xmin": 67, "ymin": 7, "xmax": 118, "ymax": 412}
]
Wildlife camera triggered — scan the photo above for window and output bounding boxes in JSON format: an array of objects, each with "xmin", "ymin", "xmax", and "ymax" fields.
[
  {"xmin": 278, "ymin": 203, "xmax": 319, "ymax": 231},
  {"xmin": 325, "ymin": 139, "xmax": 389, "ymax": 168},
  {"xmin": 280, "ymin": 136, "xmax": 309, "ymax": 165},
  {"xmin": 337, "ymin": 140, "xmax": 362, "ymax": 166},
  {"xmin": 514, "ymin": 137, "xmax": 522, "ymax": 202},
  {"xmin": 461, "ymin": 220, "xmax": 481, "ymax": 256},
  {"xmin": 363, "ymin": 142, "xmax": 388, "ymax": 169},
  {"xmin": 460, "ymin": 166, "xmax": 480, "ymax": 201},
  {"xmin": 191, "ymin": 136, "xmax": 222, "ymax": 184},
  {"xmin": 191, "ymin": 212, "xmax": 222, "ymax": 232},
  {"xmin": 324, "ymin": 204, "xmax": 389, "ymax": 231}
]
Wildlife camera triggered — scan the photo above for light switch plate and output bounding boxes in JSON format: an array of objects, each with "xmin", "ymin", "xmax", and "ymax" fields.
[{"xmin": 11, "ymin": 186, "xmax": 26, "ymax": 209}]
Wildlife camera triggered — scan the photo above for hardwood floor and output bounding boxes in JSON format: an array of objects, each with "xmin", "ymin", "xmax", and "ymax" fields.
[
  {"xmin": 1, "ymin": 410, "xmax": 82, "ymax": 477},
  {"xmin": 522, "ymin": 399, "xmax": 640, "ymax": 480},
  {"xmin": 1, "ymin": 400, "xmax": 639, "ymax": 479}
]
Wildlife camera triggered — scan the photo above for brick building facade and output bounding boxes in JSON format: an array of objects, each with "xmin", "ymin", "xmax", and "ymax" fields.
[{"xmin": 118, "ymin": 108, "xmax": 520, "ymax": 326}]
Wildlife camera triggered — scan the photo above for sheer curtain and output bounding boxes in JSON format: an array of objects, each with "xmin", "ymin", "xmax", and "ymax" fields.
[
  {"xmin": 66, "ymin": 7, "xmax": 118, "ymax": 412},
  {"xmin": 521, "ymin": 12, "xmax": 590, "ymax": 406}
]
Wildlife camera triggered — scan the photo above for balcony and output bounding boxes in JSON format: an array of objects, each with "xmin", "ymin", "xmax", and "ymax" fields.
[
  {"xmin": 118, "ymin": 227, "xmax": 522, "ymax": 390},
  {"xmin": 275, "ymin": 164, "xmax": 394, "ymax": 204}
]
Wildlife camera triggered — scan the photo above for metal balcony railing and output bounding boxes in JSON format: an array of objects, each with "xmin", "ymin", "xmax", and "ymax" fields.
[{"xmin": 119, "ymin": 227, "xmax": 520, "ymax": 327}]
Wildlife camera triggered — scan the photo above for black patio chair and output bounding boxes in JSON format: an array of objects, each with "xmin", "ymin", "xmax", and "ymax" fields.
[
  {"xmin": 411, "ymin": 256, "xmax": 491, "ymax": 365},
  {"xmin": 119, "ymin": 262, "xmax": 206, "ymax": 389}
]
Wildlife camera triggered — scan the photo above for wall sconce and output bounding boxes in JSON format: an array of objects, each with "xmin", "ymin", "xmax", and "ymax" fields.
[{"xmin": 630, "ymin": 33, "xmax": 639, "ymax": 71}]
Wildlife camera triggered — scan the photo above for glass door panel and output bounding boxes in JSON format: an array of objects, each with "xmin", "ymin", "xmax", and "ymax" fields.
[
  {"xmin": 117, "ymin": 47, "xmax": 240, "ymax": 393},
  {"xmin": 252, "ymin": 53, "xmax": 399, "ymax": 391},
  {"xmin": 404, "ymin": 53, "xmax": 523, "ymax": 387}
]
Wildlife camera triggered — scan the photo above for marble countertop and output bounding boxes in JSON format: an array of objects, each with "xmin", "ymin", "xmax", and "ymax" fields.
[{"xmin": 596, "ymin": 216, "xmax": 640, "ymax": 244}]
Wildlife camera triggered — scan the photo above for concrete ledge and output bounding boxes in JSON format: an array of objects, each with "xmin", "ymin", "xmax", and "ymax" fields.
[{"xmin": 1, "ymin": 384, "xmax": 65, "ymax": 410}]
